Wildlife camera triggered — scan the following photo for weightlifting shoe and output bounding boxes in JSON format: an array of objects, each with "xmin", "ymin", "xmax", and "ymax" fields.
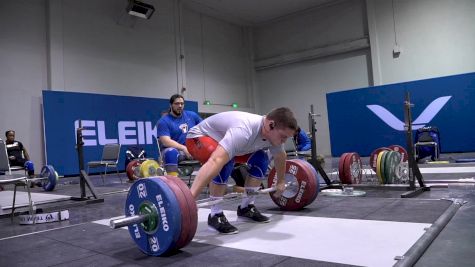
[
  {"xmin": 208, "ymin": 212, "xmax": 239, "ymax": 235},
  {"xmin": 237, "ymin": 204, "xmax": 270, "ymax": 223}
]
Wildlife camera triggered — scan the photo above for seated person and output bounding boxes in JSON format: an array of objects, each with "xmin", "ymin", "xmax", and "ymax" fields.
[
  {"xmin": 293, "ymin": 127, "xmax": 311, "ymax": 151},
  {"xmin": 5, "ymin": 130, "xmax": 35, "ymax": 178},
  {"xmin": 156, "ymin": 94, "xmax": 202, "ymax": 176}
]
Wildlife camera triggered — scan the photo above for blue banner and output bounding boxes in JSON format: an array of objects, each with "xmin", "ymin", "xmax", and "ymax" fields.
[
  {"xmin": 327, "ymin": 72, "xmax": 475, "ymax": 156},
  {"xmin": 42, "ymin": 91, "xmax": 198, "ymax": 176}
]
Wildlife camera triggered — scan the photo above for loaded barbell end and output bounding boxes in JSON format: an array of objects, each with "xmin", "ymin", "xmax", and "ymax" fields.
[
  {"xmin": 110, "ymin": 214, "xmax": 150, "ymax": 229},
  {"xmin": 111, "ymin": 181, "xmax": 297, "ymax": 228}
]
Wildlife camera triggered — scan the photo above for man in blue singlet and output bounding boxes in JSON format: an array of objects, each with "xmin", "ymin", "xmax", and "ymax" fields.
[
  {"xmin": 156, "ymin": 94, "xmax": 202, "ymax": 176},
  {"xmin": 294, "ymin": 127, "xmax": 311, "ymax": 152}
]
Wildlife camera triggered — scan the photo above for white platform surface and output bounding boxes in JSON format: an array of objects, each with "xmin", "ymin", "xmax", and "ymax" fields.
[
  {"xmin": 0, "ymin": 191, "xmax": 71, "ymax": 210},
  {"xmin": 95, "ymin": 208, "xmax": 431, "ymax": 267}
]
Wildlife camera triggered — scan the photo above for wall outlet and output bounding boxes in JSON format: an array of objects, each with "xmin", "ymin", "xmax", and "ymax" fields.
[{"xmin": 393, "ymin": 44, "xmax": 402, "ymax": 58}]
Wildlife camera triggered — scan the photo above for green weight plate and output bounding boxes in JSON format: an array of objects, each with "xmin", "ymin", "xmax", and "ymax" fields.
[{"xmin": 370, "ymin": 147, "xmax": 391, "ymax": 171}]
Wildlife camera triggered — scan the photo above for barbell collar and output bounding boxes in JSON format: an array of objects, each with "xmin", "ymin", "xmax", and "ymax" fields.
[{"xmin": 110, "ymin": 214, "xmax": 150, "ymax": 229}]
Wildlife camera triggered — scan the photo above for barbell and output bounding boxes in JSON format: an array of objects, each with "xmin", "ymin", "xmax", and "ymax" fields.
[
  {"xmin": 38, "ymin": 165, "xmax": 59, "ymax": 191},
  {"xmin": 109, "ymin": 159, "xmax": 319, "ymax": 256},
  {"xmin": 18, "ymin": 165, "xmax": 59, "ymax": 191},
  {"xmin": 111, "ymin": 181, "xmax": 292, "ymax": 229}
]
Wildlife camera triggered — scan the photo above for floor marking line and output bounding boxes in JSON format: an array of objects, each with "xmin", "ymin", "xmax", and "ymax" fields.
[{"xmin": 0, "ymin": 222, "xmax": 89, "ymax": 241}]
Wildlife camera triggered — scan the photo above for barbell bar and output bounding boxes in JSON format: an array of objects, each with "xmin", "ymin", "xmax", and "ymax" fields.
[
  {"xmin": 110, "ymin": 214, "xmax": 150, "ymax": 229},
  {"xmin": 109, "ymin": 182, "xmax": 291, "ymax": 230},
  {"xmin": 5, "ymin": 165, "xmax": 59, "ymax": 191}
]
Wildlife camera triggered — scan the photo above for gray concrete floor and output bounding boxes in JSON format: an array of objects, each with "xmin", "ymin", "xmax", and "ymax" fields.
[{"xmin": 0, "ymin": 152, "xmax": 474, "ymax": 266}]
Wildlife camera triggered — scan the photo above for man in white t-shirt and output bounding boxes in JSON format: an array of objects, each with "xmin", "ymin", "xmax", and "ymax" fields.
[{"xmin": 186, "ymin": 107, "xmax": 297, "ymax": 234}]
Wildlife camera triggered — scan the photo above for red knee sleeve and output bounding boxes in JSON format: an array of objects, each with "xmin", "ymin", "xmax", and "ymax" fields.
[
  {"xmin": 186, "ymin": 136, "xmax": 218, "ymax": 164},
  {"xmin": 234, "ymin": 154, "xmax": 251, "ymax": 164}
]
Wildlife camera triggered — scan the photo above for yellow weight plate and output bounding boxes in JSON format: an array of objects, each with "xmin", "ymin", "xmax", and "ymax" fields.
[{"xmin": 139, "ymin": 159, "xmax": 160, "ymax": 178}]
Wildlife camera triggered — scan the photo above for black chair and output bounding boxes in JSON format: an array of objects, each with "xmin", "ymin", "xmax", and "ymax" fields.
[
  {"xmin": 87, "ymin": 143, "xmax": 122, "ymax": 184},
  {"xmin": 414, "ymin": 126, "xmax": 440, "ymax": 161}
]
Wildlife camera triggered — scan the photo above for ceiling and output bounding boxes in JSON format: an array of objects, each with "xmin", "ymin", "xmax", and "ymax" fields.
[{"xmin": 181, "ymin": 0, "xmax": 338, "ymax": 26}]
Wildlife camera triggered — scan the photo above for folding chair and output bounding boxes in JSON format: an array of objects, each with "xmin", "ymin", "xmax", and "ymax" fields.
[
  {"xmin": 87, "ymin": 143, "xmax": 122, "ymax": 184},
  {"xmin": 0, "ymin": 139, "xmax": 28, "ymax": 176},
  {"xmin": 156, "ymin": 137, "xmax": 200, "ymax": 186},
  {"xmin": 0, "ymin": 139, "xmax": 35, "ymax": 219}
]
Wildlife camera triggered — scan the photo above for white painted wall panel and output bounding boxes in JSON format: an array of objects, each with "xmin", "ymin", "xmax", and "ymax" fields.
[
  {"xmin": 254, "ymin": 0, "xmax": 370, "ymax": 155},
  {"xmin": 257, "ymin": 51, "xmax": 370, "ymax": 156},
  {"xmin": 367, "ymin": 0, "xmax": 475, "ymax": 85},
  {"xmin": 60, "ymin": 0, "xmax": 178, "ymax": 98},
  {"xmin": 253, "ymin": 0, "xmax": 367, "ymax": 60},
  {"xmin": 0, "ymin": 0, "xmax": 48, "ymax": 165},
  {"xmin": 183, "ymin": 8, "xmax": 254, "ymax": 113}
]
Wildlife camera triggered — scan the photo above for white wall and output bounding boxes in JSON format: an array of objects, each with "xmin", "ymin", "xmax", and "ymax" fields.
[
  {"xmin": 254, "ymin": 0, "xmax": 367, "ymax": 61},
  {"xmin": 0, "ymin": 0, "xmax": 255, "ymax": 168},
  {"xmin": 257, "ymin": 52, "xmax": 370, "ymax": 156},
  {"xmin": 254, "ymin": 0, "xmax": 475, "ymax": 156},
  {"xmin": 50, "ymin": 0, "xmax": 179, "ymax": 97},
  {"xmin": 253, "ymin": 0, "xmax": 369, "ymax": 155},
  {"xmin": 183, "ymin": 8, "xmax": 255, "ymax": 114},
  {"xmin": 2, "ymin": 0, "xmax": 475, "ymax": 164},
  {"xmin": 367, "ymin": 0, "xmax": 475, "ymax": 85},
  {"xmin": 0, "ymin": 0, "xmax": 48, "ymax": 165}
]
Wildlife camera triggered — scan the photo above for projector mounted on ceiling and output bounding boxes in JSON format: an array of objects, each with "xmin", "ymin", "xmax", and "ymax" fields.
[{"xmin": 126, "ymin": 0, "xmax": 155, "ymax": 19}]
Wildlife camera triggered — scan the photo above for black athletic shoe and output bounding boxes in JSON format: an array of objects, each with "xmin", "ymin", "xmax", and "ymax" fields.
[
  {"xmin": 237, "ymin": 204, "xmax": 270, "ymax": 223},
  {"xmin": 208, "ymin": 213, "xmax": 239, "ymax": 234}
]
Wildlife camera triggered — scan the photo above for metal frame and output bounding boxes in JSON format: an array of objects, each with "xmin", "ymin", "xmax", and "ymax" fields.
[
  {"xmin": 0, "ymin": 139, "xmax": 27, "ymax": 175},
  {"xmin": 156, "ymin": 137, "xmax": 200, "ymax": 185},
  {"xmin": 86, "ymin": 143, "xmax": 122, "ymax": 184},
  {"xmin": 415, "ymin": 141, "xmax": 440, "ymax": 161}
]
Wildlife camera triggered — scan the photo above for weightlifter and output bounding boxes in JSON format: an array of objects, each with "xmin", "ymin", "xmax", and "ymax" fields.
[
  {"xmin": 186, "ymin": 107, "xmax": 298, "ymax": 234},
  {"xmin": 156, "ymin": 94, "xmax": 202, "ymax": 176}
]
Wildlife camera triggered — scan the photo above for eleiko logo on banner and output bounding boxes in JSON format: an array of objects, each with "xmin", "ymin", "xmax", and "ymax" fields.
[
  {"xmin": 366, "ymin": 96, "xmax": 452, "ymax": 131},
  {"xmin": 74, "ymin": 120, "xmax": 157, "ymax": 146}
]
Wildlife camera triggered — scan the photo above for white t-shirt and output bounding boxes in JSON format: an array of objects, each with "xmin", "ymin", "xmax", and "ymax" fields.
[{"xmin": 187, "ymin": 111, "xmax": 284, "ymax": 159}]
